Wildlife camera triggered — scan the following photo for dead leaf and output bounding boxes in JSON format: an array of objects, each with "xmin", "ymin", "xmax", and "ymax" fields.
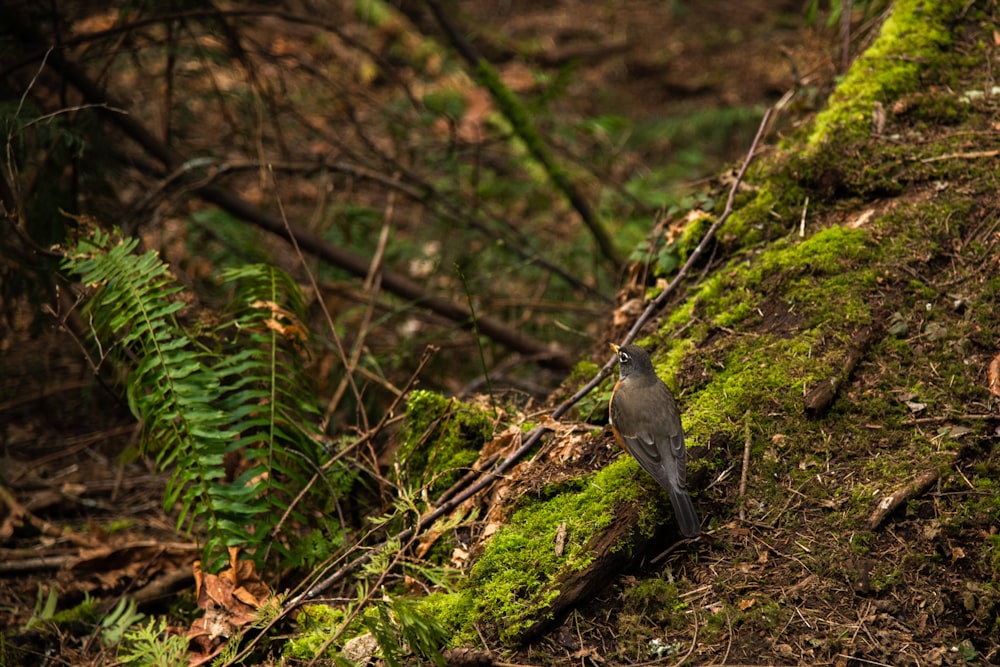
[
  {"xmin": 737, "ymin": 597, "xmax": 756, "ymax": 610},
  {"xmin": 415, "ymin": 528, "xmax": 443, "ymax": 559},
  {"xmin": 553, "ymin": 521, "xmax": 567, "ymax": 557},
  {"xmin": 343, "ymin": 633, "xmax": 379, "ymax": 662},
  {"xmin": 451, "ymin": 545, "xmax": 469, "ymax": 568},
  {"xmin": 988, "ymin": 352, "xmax": 1000, "ymax": 397},
  {"xmin": 186, "ymin": 548, "xmax": 274, "ymax": 662},
  {"xmin": 480, "ymin": 426, "xmax": 520, "ymax": 460},
  {"xmin": 612, "ymin": 298, "xmax": 644, "ymax": 328}
]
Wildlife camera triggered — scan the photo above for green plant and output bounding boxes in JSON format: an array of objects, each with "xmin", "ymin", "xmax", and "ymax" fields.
[
  {"xmin": 62, "ymin": 227, "xmax": 348, "ymax": 570},
  {"xmin": 23, "ymin": 585, "xmax": 59, "ymax": 631},
  {"xmin": 100, "ymin": 597, "xmax": 145, "ymax": 645},
  {"xmin": 804, "ymin": 0, "xmax": 889, "ymax": 28},
  {"xmin": 360, "ymin": 595, "xmax": 447, "ymax": 667},
  {"xmin": 117, "ymin": 617, "xmax": 189, "ymax": 667}
]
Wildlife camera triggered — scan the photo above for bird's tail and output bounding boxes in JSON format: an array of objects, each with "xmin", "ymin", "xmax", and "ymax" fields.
[{"xmin": 668, "ymin": 487, "xmax": 701, "ymax": 538}]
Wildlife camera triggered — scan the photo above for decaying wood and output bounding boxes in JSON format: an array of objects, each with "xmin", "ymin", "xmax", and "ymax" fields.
[
  {"xmin": 804, "ymin": 324, "xmax": 880, "ymax": 416},
  {"xmin": 519, "ymin": 502, "xmax": 651, "ymax": 641},
  {"xmin": 867, "ymin": 468, "xmax": 941, "ymax": 531}
]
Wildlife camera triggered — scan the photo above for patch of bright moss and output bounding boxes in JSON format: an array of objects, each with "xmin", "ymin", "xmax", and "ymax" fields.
[
  {"xmin": 675, "ymin": 227, "xmax": 875, "ymax": 440},
  {"xmin": 397, "ymin": 390, "xmax": 494, "ymax": 495},
  {"xmin": 429, "ymin": 456, "xmax": 657, "ymax": 645},
  {"xmin": 50, "ymin": 595, "xmax": 101, "ymax": 629},
  {"xmin": 653, "ymin": 338, "xmax": 695, "ymax": 394},
  {"xmin": 284, "ymin": 604, "xmax": 347, "ymax": 660},
  {"xmin": 684, "ymin": 334, "xmax": 825, "ymax": 439},
  {"xmin": 808, "ymin": 0, "xmax": 962, "ymax": 146},
  {"xmin": 748, "ymin": 225, "xmax": 871, "ymax": 280}
]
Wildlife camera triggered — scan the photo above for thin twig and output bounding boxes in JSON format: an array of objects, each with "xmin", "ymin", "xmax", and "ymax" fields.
[
  {"xmin": 904, "ymin": 413, "xmax": 1000, "ymax": 424},
  {"xmin": 739, "ymin": 414, "xmax": 752, "ymax": 522},
  {"xmin": 920, "ymin": 148, "xmax": 1000, "ymax": 163},
  {"xmin": 840, "ymin": 0, "xmax": 853, "ymax": 73},
  {"xmin": 268, "ymin": 168, "xmax": 368, "ymax": 431},
  {"xmin": 322, "ymin": 187, "xmax": 397, "ymax": 431},
  {"xmin": 867, "ymin": 467, "xmax": 943, "ymax": 531}
]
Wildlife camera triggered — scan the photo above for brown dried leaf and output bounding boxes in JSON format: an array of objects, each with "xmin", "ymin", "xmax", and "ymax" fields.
[{"xmin": 988, "ymin": 352, "xmax": 1000, "ymax": 397}]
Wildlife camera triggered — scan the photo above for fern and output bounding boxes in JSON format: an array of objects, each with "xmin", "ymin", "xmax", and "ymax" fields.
[
  {"xmin": 62, "ymin": 228, "xmax": 346, "ymax": 570},
  {"xmin": 361, "ymin": 595, "xmax": 447, "ymax": 667},
  {"xmin": 217, "ymin": 264, "xmax": 349, "ymax": 566}
]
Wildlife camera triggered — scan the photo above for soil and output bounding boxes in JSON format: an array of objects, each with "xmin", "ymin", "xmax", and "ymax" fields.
[{"xmin": 4, "ymin": 1, "xmax": 998, "ymax": 666}]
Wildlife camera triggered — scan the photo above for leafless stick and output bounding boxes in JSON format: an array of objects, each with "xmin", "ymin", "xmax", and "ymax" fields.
[
  {"xmin": 920, "ymin": 148, "xmax": 1000, "ymax": 163},
  {"xmin": 739, "ymin": 414, "xmax": 752, "ymax": 522},
  {"xmin": 904, "ymin": 413, "xmax": 1000, "ymax": 424},
  {"xmin": 323, "ymin": 188, "xmax": 398, "ymax": 429},
  {"xmin": 867, "ymin": 468, "xmax": 942, "ymax": 530},
  {"xmin": 841, "ymin": 0, "xmax": 853, "ymax": 73},
  {"xmin": 0, "ymin": 554, "xmax": 80, "ymax": 573}
]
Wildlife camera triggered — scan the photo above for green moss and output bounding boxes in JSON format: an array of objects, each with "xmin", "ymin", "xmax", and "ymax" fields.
[
  {"xmin": 397, "ymin": 390, "xmax": 495, "ymax": 494},
  {"xmin": 654, "ymin": 339, "xmax": 695, "ymax": 393},
  {"xmin": 684, "ymin": 335, "xmax": 824, "ymax": 438},
  {"xmin": 428, "ymin": 456, "xmax": 658, "ymax": 645},
  {"xmin": 50, "ymin": 596, "xmax": 101, "ymax": 629},
  {"xmin": 749, "ymin": 226, "xmax": 871, "ymax": 279},
  {"xmin": 665, "ymin": 294, "xmax": 697, "ymax": 327},
  {"xmin": 420, "ymin": 590, "xmax": 477, "ymax": 645},
  {"xmin": 673, "ymin": 225, "xmax": 875, "ymax": 442},
  {"xmin": 699, "ymin": 597, "xmax": 786, "ymax": 645},
  {"xmin": 568, "ymin": 358, "xmax": 600, "ymax": 385},
  {"xmin": 718, "ymin": 173, "xmax": 806, "ymax": 248},
  {"xmin": 808, "ymin": 0, "xmax": 962, "ymax": 146},
  {"xmin": 284, "ymin": 605, "xmax": 347, "ymax": 660},
  {"xmin": 613, "ymin": 578, "xmax": 691, "ymax": 657},
  {"xmin": 713, "ymin": 296, "xmax": 754, "ymax": 328}
]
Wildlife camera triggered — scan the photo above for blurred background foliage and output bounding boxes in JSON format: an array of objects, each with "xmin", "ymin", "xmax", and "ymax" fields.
[{"xmin": 0, "ymin": 0, "xmax": 838, "ymax": 431}]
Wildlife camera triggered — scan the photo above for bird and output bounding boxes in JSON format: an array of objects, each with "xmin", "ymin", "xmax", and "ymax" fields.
[{"xmin": 609, "ymin": 343, "xmax": 701, "ymax": 538}]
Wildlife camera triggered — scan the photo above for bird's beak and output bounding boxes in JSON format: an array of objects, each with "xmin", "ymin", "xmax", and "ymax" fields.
[{"xmin": 610, "ymin": 343, "xmax": 620, "ymax": 354}]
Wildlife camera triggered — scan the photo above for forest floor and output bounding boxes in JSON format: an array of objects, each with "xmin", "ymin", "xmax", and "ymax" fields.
[{"xmin": 3, "ymin": 1, "xmax": 999, "ymax": 666}]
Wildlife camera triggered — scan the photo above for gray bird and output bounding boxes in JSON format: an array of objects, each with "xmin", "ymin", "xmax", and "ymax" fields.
[{"xmin": 609, "ymin": 343, "xmax": 700, "ymax": 538}]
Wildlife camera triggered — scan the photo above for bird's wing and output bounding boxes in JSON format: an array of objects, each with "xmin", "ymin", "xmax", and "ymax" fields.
[{"xmin": 612, "ymin": 382, "xmax": 687, "ymax": 489}]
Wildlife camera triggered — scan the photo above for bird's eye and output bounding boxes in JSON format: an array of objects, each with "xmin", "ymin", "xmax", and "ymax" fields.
[{"xmin": 619, "ymin": 351, "xmax": 630, "ymax": 364}]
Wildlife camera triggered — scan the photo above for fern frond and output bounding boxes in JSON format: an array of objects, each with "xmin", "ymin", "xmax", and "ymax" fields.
[
  {"xmin": 63, "ymin": 230, "xmax": 262, "ymax": 567},
  {"xmin": 218, "ymin": 264, "xmax": 351, "ymax": 567},
  {"xmin": 63, "ymin": 231, "xmax": 351, "ymax": 570}
]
